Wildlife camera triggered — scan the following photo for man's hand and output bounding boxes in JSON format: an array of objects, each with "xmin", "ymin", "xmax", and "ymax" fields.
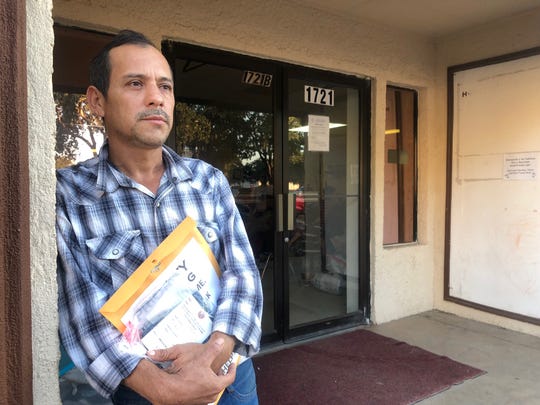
[
  {"xmin": 149, "ymin": 332, "xmax": 236, "ymax": 375},
  {"xmin": 123, "ymin": 336, "xmax": 237, "ymax": 405}
]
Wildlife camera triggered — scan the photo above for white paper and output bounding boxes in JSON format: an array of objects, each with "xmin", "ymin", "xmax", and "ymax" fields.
[
  {"xmin": 504, "ymin": 153, "xmax": 538, "ymax": 180},
  {"xmin": 307, "ymin": 115, "xmax": 330, "ymax": 152},
  {"xmin": 142, "ymin": 293, "xmax": 213, "ymax": 349}
]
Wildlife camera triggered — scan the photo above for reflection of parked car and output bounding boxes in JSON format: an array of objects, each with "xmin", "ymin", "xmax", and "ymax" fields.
[
  {"xmin": 297, "ymin": 190, "xmax": 320, "ymax": 213},
  {"xmin": 295, "ymin": 191, "xmax": 304, "ymax": 213}
]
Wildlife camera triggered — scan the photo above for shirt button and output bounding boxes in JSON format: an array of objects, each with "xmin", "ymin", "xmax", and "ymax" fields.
[
  {"xmin": 156, "ymin": 202, "xmax": 161, "ymax": 208},
  {"xmin": 112, "ymin": 249, "xmax": 119, "ymax": 255}
]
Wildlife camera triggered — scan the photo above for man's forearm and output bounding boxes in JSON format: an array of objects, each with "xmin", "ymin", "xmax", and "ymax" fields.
[{"xmin": 123, "ymin": 358, "xmax": 169, "ymax": 403}]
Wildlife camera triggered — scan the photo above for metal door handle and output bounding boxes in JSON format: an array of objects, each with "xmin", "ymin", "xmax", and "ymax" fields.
[
  {"xmin": 287, "ymin": 193, "xmax": 295, "ymax": 231},
  {"xmin": 277, "ymin": 194, "xmax": 283, "ymax": 232},
  {"xmin": 277, "ymin": 193, "xmax": 295, "ymax": 232}
]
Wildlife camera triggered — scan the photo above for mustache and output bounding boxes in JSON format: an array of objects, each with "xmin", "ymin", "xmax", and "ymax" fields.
[{"xmin": 137, "ymin": 109, "xmax": 170, "ymax": 123}]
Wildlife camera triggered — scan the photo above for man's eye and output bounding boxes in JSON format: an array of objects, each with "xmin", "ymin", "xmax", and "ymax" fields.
[
  {"xmin": 161, "ymin": 84, "xmax": 173, "ymax": 91},
  {"xmin": 129, "ymin": 81, "xmax": 142, "ymax": 87}
]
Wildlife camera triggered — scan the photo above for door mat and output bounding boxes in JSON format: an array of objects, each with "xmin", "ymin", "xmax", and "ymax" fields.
[{"xmin": 253, "ymin": 329, "xmax": 485, "ymax": 404}]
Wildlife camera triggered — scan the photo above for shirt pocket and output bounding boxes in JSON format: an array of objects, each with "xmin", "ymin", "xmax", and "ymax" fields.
[
  {"xmin": 197, "ymin": 222, "xmax": 222, "ymax": 262},
  {"xmin": 85, "ymin": 230, "xmax": 145, "ymax": 292}
]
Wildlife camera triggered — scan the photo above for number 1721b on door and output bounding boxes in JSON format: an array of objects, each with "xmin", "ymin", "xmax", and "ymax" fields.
[{"xmin": 242, "ymin": 71, "xmax": 273, "ymax": 87}]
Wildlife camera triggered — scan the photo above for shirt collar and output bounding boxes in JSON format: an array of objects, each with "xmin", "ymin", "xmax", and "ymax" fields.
[{"xmin": 95, "ymin": 142, "xmax": 193, "ymax": 193}]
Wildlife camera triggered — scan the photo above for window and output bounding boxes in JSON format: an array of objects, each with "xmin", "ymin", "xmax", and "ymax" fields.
[
  {"xmin": 383, "ymin": 86, "xmax": 417, "ymax": 244},
  {"xmin": 53, "ymin": 26, "xmax": 113, "ymax": 168}
]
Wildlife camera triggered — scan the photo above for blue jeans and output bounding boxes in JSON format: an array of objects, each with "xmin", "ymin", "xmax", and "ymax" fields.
[
  {"xmin": 111, "ymin": 359, "xmax": 258, "ymax": 405},
  {"xmin": 217, "ymin": 359, "xmax": 258, "ymax": 405}
]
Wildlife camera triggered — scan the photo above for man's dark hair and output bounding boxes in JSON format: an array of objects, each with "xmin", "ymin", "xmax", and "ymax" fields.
[{"xmin": 89, "ymin": 29, "xmax": 156, "ymax": 96}]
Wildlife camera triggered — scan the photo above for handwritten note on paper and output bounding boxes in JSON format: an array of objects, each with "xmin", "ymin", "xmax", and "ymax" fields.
[
  {"xmin": 307, "ymin": 115, "xmax": 330, "ymax": 152},
  {"xmin": 504, "ymin": 153, "xmax": 538, "ymax": 180}
]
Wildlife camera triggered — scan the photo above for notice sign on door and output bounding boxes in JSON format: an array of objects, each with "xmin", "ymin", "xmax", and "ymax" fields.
[
  {"xmin": 504, "ymin": 153, "xmax": 538, "ymax": 180},
  {"xmin": 307, "ymin": 115, "xmax": 330, "ymax": 152}
]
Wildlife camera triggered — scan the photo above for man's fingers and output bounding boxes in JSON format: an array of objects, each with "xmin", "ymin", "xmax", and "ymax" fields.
[
  {"xmin": 147, "ymin": 345, "xmax": 179, "ymax": 362},
  {"xmin": 147, "ymin": 348, "xmax": 164, "ymax": 362},
  {"xmin": 147, "ymin": 340, "xmax": 225, "ymax": 369},
  {"xmin": 219, "ymin": 360, "xmax": 237, "ymax": 385}
]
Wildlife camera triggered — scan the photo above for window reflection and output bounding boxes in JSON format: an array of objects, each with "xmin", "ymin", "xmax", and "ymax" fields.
[{"xmin": 54, "ymin": 92, "xmax": 105, "ymax": 168}]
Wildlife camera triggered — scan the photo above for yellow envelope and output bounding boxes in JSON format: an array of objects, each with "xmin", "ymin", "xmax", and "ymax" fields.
[{"xmin": 99, "ymin": 216, "xmax": 220, "ymax": 333}]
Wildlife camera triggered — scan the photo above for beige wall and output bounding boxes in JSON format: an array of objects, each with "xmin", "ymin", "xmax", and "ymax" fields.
[
  {"xmin": 29, "ymin": 1, "xmax": 540, "ymax": 403},
  {"xmin": 433, "ymin": 8, "xmax": 540, "ymax": 338}
]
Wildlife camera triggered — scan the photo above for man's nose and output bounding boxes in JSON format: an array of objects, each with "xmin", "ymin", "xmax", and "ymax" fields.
[{"xmin": 146, "ymin": 83, "xmax": 164, "ymax": 106}]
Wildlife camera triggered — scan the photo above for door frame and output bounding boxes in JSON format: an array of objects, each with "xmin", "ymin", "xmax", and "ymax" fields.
[
  {"xmin": 281, "ymin": 65, "xmax": 371, "ymax": 342},
  {"xmin": 162, "ymin": 41, "xmax": 371, "ymax": 346}
]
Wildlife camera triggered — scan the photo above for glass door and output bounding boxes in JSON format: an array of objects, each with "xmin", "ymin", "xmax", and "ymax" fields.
[
  {"xmin": 164, "ymin": 41, "xmax": 371, "ymax": 345},
  {"xmin": 166, "ymin": 46, "xmax": 280, "ymax": 339},
  {"xmin": 284, "ymin": 72, "xmax": 364, "ymax": 337}
]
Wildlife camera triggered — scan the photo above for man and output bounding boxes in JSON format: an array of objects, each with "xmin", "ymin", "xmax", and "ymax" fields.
[{"xmin": 56, "ymin": 30, "xmax": 263, "ymax": 405}]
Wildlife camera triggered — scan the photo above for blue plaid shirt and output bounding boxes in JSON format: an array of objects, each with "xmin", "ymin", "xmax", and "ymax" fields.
[{"xmin": 56, "ymin": 143, "xmax": 263, "ymax": 398}]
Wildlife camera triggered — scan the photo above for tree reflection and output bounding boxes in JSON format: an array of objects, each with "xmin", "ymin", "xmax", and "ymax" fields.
[
  {"xmin": 54, "ymin": 93, "xmax": 105, "ymax": 168},
  {"xmin": 175, "ymin": 102, "xmax": 274, "ymax": 185},
  {"xmin": 175, "ymin": 103, "xmax": 305, "ymax": 187}
]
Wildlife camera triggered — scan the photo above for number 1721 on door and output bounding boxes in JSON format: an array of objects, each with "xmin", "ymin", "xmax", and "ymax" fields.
[{"xmin": 304, "ymin": 85, "xmax": 334, "ymax": 106}]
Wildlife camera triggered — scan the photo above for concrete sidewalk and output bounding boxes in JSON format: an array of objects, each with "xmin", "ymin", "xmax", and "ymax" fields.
[{"xmin": 371, "ymin": 311, "xmax": 540, "ymax": 404}]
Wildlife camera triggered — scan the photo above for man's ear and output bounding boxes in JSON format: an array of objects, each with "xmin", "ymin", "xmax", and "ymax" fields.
[{"xmin": 86, "ymin": 85, "xmax": 106, "ymax": 118}]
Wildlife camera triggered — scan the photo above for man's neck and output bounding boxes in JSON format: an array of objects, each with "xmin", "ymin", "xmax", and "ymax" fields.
[{"xmin": 108, "ymin": 143, "xmax": 165, "ymax": 195}]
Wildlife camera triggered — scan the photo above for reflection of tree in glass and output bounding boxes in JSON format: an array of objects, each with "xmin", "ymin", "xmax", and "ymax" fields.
[
  {"xmin": 288, "ymin": 116, "xmax": 305, "ymax": 185},
  {"xmin": 175, "ymin": 103, "xmax": 274, "ymax": 184},
  {"xmin": 175, "ymin": 104, "xmax": 306, "ymax": 187},
  {"xmin": 54, "ymin": 92, "xmax": 105, "ymax": 168}
]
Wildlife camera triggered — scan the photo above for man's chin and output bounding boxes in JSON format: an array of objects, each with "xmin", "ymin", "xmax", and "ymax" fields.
[
  {"xmin": 132, "ymin": 132, "xmax": 170, "ymax": 149},
  {"xmin": 142, "ymin": 140, "xmax": 167, "ymax": 148}
]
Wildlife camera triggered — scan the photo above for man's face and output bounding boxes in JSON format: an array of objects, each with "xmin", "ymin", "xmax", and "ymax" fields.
[{"xmin": 100, "ymin": 44, "xmax": 174, "ymax": 149}]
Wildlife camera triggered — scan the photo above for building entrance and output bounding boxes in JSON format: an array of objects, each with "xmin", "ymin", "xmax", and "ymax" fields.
[{"xmin": 164, "ymin": 42, "xmax": 371, "ymax": 344}]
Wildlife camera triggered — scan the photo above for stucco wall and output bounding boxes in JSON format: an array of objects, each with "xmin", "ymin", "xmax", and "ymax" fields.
[
  {"xmin": 27, "ymin": 0, "xmax": 59, "ymax": 404},
  {"xmin": 433, "ymin": 8, "xmax": 540, "ymax": 338},
  {"xmin": 52, "ymin": 0, "xmax": 439, "ymax": 327}
]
